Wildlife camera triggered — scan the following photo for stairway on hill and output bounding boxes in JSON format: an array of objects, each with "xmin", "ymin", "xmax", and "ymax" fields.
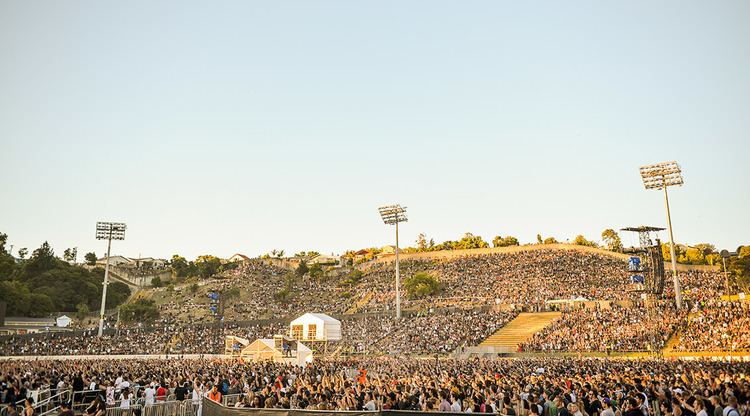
[
  {"xmin": 344, "ymin": 291, "xmax": 374, "ymax": 315},
  {"xmin": 480, "ymin": 312, "xmax": 561, "ymax": 351}
]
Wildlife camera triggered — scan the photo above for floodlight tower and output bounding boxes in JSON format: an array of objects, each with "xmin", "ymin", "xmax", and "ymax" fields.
[
  {"xmin": 96, "ymin": 221, "xmax": 126, "ymax": 337},
  {"xmin": 378, "ymin": 204, "xmax": 407, "ymax": 319},
  {"xmin": 639, "ymin": 161, "xmax": 683, "ymax": 308}
]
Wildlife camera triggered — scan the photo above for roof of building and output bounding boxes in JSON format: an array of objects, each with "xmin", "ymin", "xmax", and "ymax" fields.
[
  {"xmin": 5, "ymin": 317, "xmax": 57, "ymax": 325},
  {"xmin": 291, "ymin": 312, "xmax": 341, "ymax": 325}
]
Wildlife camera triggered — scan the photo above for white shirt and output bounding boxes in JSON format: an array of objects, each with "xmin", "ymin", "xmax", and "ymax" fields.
[
  {"xmin": 120, "ymin": 393, "xmax": 132, "ymax": 409},
  {"xmin": 192, "ymin": 387, "xmax": 203, "ymax": 403},
  {"xmin": 145, "ymin": 387, "xmax": 156, "ymax": 405}
]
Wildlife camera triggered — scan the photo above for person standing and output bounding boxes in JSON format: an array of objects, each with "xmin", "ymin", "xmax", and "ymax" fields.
[
  {"xmin": 709, "ymin": 397, "xmax": 723, "ymax": 416},
  {"xmin": 24, "ymin": 397, "xmax": 35, "ymax": 416},
  {"xmin": 156, "ymin": 383, "xmax": 167, "ymax": 402},
  {"xmin": 722, "ymin": 397, "xmax": 740, "ymax": 416},
  {"xmin": 207, "ymin": 385, "xmax": 222, "ymax": 403},
  {"xmin": 144, "ymin": 384, "xmax": 156, "ymax": 406},
  {"xmin": 174, "ymin": 381, "xmax": 188, "ymax": 401}
]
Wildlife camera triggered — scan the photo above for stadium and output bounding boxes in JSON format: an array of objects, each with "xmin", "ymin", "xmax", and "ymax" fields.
[
  {"xmin": 2, "ymin": 1, "xmax": 749, "ymax": 416},
  {"xmin": 1, "ymin": 229, "xmax": 749, "ymax": 416}
]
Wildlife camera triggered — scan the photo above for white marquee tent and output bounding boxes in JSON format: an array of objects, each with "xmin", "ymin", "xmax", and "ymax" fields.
[{"xmin": 289, "ymin": 313, "xmax": 341, "ymax": 341}]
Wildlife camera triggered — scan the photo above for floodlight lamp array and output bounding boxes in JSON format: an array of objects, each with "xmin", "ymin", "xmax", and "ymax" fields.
[
  {"xmin": 640, "ymin": 161, "xmax": 683, "ymax": 190},
  {"xmin": 378, "ymin": 204, "xmax": 408, "ymax": 225},
  {"xmin": 96, "ymin": 222, "xmax": 127, "ymax": 240}
]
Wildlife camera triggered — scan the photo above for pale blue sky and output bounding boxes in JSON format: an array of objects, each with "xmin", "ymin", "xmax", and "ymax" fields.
[{"xmin": 1, "ymin": 1, "xmax": 748, "ymax": 260}]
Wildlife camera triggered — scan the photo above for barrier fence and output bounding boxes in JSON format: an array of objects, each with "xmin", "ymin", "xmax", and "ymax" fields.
[{"xmin": 105, "ymin": 399, "xmax": 200, "ymax": 416}]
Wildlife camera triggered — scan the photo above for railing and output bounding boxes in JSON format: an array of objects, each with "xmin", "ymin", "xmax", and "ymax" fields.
[
  {"xmin": 27, "ymin": 389, "xmax": 72, "ymax": 416},
  {"xmin": 106, "ymin": 398, "xmax": 200, "ymax": 416},
  {"xmin": 1, "ymin": 406, "xmax": 24, "ymax": 416},
  {"xmin": 221, "ymin": 394, "xmax": 243, "ymax": 407}
]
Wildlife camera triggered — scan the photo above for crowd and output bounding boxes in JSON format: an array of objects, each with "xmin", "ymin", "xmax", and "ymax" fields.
[
  {"xmin": 1, "ymin": 357, "xmax": 748, "ymax": 414},
  {"xmin": 150, "ymin": 250, "xmax": 730, "ymax": 325},
  {"xmin": 341, "ymin": 308, "xmax": 518, "ymax": 355},
  {"xmin": 520, "ymin": 303, "xmax": 686, "ymax": 352},
  {"xmin": 1, "ymin": 308, "xmax": 517, "ymax": 357},
  {"xmin": 0, "ymin": 320, "xmax": 287, "ymax": 357},
  {"xmin": 675, "ymin": 301, "xmax": 750, "ymax": 352},
  {"xmin": 0, "ymin": 250, "xmax": 742, "ymax": 358}
]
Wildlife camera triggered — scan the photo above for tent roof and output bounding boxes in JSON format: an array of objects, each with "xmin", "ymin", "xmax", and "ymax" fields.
[{"xmin": 291, "ymin": 312, "xmax": 340, "ymax": 325}]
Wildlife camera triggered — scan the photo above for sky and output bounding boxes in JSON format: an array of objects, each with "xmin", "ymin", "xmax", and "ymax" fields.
[{"xmin": 1, "ymin": 1, "xmax": 748, "ymax": 261}]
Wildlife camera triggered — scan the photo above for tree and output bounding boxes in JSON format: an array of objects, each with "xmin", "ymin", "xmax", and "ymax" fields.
[
  {"xmin": 684, "ymin": 247, "xmax": 706, "ymax": 265},
  {"xmin": 601, "ymin": 229, "xmax": 623, "ymax": 252},
  {"xmin": 0, "ymin": 235, "xmax": 129, "ymax": 316},
  {"xmin": 662, "ymin": 243, "xmax": 686, "ymax": 263},
  {"xmin": 493, "ymin": 235, "xmax": 520, "ymax": 247},
  {"xmin": 277, "ymin": 250, "xmax": 285, "ymax": 258},
  {"xmin": 455, "ymin": 233, "xmax": 490, "ymax": 250},
  {"xmin": 63, "ymin": 247, "xmax": 78, "ymax": 263},
  {"xmin": 403, "ymin": 272, "xmax": 441, "ymax": 299},
  {"xmin": 309, "ymin": 263, "xmax": 324, "ymax": 280},
  {"xmin": 76, "ymin": 302, "xmax": 90, "ymax": 323},
  {"xmin": 739, "ymin": 246, "xmax": 750, "ymax": 258},
  {"xmin": 339, "ymin": 269, "xmax": 363, "ymax": 287},
  {"xmin": 84, "ymin": 252, "xmax": 97, "ymax": 266},
  {"xmin": 196, "ymin": 255, "xmax": 221, "ymax": 278},
  {"xmin": 537, "ymin": 234, "xmax": 543, "ymax": 245},
  {"xmin": 28, "ymin": 293, "xmax": 55, "ymax": 317},
  {"xmin": 416, "ymin": 233, "xmax": 428, "ymax": 252},
  {"xmin": 296, "ymin": 261, "xmax": 309, "ymax": 277},
  {"xmin": 24, "ymin": 241, "xmax": 57, "ymax": 277},
  {"xmin": 573, "ymin": 235, "xmax": 598, "ymax": 247},
  {"xmin": 0, "ymin": 232, "xmax": 7, "ymax": 254},
  {"xmin": 119, "ymin": 299, "xmax": 160, "ymax": 323},
  {"xmin": 0, "ymin": 281, "xmax": 31, "ymax": 315},
  {"xmin": 18, "ymin": 248, "xmax": 28, "ymax": 260},
  {"xmin": 543, "ymin": 237, "xmax": 559, "ymax": 244},
  {"xmin": 170, "ymin": 254, "xmax": 190, "ymax": 277},
  {"xmin": 151, "ymin": 276, "xmax": 163, "ymax": 287},
  {"xmin": 694, "ymin": 243, "xmax": 716, "ymax": 255}
]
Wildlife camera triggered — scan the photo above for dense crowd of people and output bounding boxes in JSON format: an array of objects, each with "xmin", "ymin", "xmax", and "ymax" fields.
[
  {"xmin": 520, "ymin": 303, "xmax": 685, "ymax": 352},
  {"xmin": 0, "ymin": 320, "xmax": 288, "ymax": 357},
  {"xmin": 675, "ymin": 301, "xmax": 750, "ymax": 352},
  {"xmin": 340, "ymin": 308, "xmax": 519, "ymax": 355},
  {"xmin": 1, "ymin": 357, "xmax": 749, "ymax": 414},
  {"xmin": 0, "ymin": 249, "xmax": 743, "ymax": 358}
]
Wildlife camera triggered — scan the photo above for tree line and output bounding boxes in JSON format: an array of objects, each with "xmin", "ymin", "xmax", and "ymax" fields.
[{"xmin": 0, "ymin": 232, "xmax": 130, "ymax": 318}]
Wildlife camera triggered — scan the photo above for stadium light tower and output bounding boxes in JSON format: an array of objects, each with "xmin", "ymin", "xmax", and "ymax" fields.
[
  {"xmin": 96, "ymin": 221, "xmax": 126, "ymax": 337},
  {"xmin": 378, "ymin": 204, "xmax": 407, "ymax": 319},
  {"xmin": 639, "ymin": 161, "xmax": 683, "ymax": 308}
]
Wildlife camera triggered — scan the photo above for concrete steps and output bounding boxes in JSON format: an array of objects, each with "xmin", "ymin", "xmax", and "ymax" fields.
[{"xmin": 480, "ymin": 312, "xmax": 561, "ymax": 349}]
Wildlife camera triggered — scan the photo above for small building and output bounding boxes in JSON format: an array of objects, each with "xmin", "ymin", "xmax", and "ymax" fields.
[
  {"xmin": 225, "ymin": 335, "xmax": 250, "ymax": 354},
  {"xmin": 353, "ymin": 249, "xmax": 370, "ymax": 262},
  {"xmin": 0, "ymin": 316, "xmax": 70, "ymax": 335},
  {"xmin": 230, "ymin": 336, "xmax": 312, "ymax": 366},
  {"xmin": 227, "ymin": 253, "xmax": 251, "ymax": 263},
  {"xmin": 132, "ymin": 257, "xmax": 167, "ymax": 269},
  {"xmin": 96, "ymin": 255, "xmax": 133, "ymax": 267},
  {"xmin": 307, "ymin": 255, "xmax": 340, "ymax": 265},
  {"xmin": 379, "ymin": 245, "xmax": 401, "ymax": 257},
  {"xmin": 55, "ymin": 315, "xmax": 72, "ymax": 328},
  {"xmin": 289, "ymin": 313, "xmax": 341, "ymax": 342}
]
